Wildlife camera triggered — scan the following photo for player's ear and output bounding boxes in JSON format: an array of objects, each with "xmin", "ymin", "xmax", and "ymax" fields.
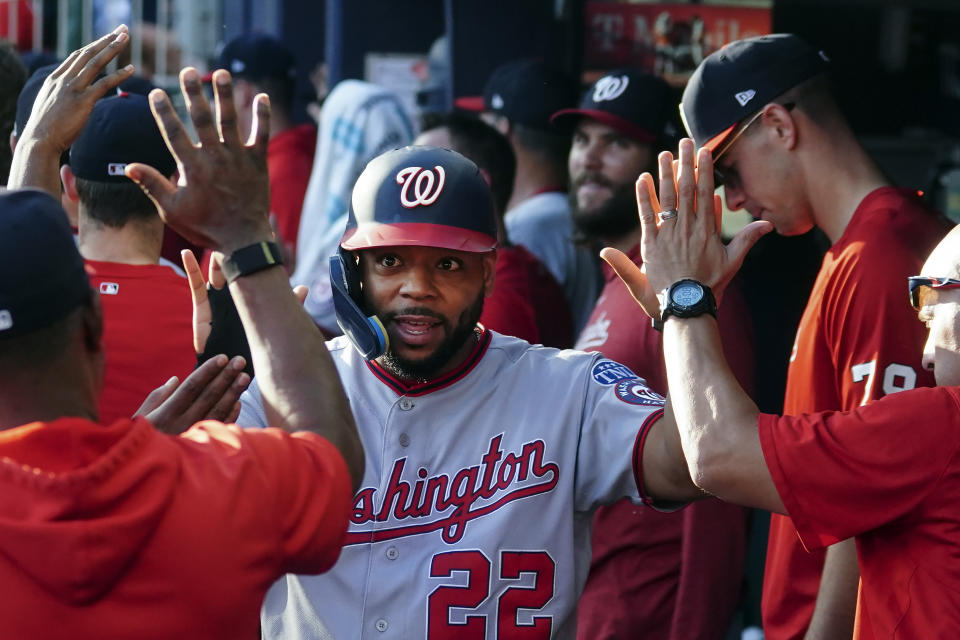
[
  {"xmin": 486, "ymin": 113, "xmax": 510, "ymax": 137},
  {"xmin": 764, "ymin": 103, "xmax": 797, "ymax": 151},
  {"xmin": 60, "ymin": 165, "xmax": 80, "ymax": 203},
  {"xmin": 481, "ymin": 250, "xmax": 497, "ymax": 297}
]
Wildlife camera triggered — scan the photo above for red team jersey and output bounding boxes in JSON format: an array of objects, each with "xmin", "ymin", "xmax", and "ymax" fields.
[
  {"xmin": 85, "ymin": 260, "xmax": 195, "ymax": 424},
  {"xmin": 575, "ymin": 245, "xmax": 755, "ymax": 639},
  {"xmin": 480, "ymin": 245, "xmax": 574, "ymax": 348},
  {"xmin": 759, "ymin": 386, "xmax": 960, "ymax": 639},
  {"xmin": 762, "ymin": 188, "xmax": 948, "ymax": 639},
  {"xmin": 268, "ymin": 123, "xmax": 317, "ymax": 262}
]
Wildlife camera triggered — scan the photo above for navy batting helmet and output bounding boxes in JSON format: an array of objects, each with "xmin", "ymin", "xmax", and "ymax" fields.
[{"xmin": 340, "ymin": 146, "xmax": 498, "ymax": 253}]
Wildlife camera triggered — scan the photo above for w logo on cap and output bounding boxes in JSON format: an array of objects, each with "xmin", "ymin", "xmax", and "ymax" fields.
[
  {"xmin": 396, "ymin": 166, "xmax": 446, "ymax": 208},
  {"xmin": 593, "ymin": 75, "xmax": 629, "ymax": 102}
]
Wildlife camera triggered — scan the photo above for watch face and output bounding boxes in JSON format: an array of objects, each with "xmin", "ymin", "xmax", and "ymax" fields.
[{"xmin": 672, "ymin": 281, "xmax": 704, "ymax": 308}]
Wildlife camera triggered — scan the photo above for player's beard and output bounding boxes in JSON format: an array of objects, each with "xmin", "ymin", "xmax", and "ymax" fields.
[
  {"xmin": 569, "ymin": 173, "xmax": 640, "ymax": 240},
  {"xmin": 373, "ymin": 291, "xmax": 484, "ymax": 383}
]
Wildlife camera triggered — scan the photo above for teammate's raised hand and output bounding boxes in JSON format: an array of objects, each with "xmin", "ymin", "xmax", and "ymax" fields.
[
  {"xmin": 125, "ymin": 68, "xmax": 273, "ymax": 253},
  {"xmin": 9, "ymin": 25, "xmax": 134, "ymax": 195},
  {"xmin": 602, "ymin": 138, "xmax": 772, "ymax": 317},
  {"xmin": 133, "ymin": 354, "xmax": 250, "ymax": 434}
]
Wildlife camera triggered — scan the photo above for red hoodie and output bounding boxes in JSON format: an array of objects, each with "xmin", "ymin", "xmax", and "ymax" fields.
[{"xmin": 0, "ymin": 416, "xmax": 351, "ymax": 639}]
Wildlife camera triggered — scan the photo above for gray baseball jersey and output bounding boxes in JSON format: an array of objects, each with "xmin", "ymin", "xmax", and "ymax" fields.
[{"xmin": 239, "ymin": 329, "xmax": 668, "ymax": 640}]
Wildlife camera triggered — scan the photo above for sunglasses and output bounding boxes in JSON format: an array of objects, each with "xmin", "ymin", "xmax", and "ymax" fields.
[
  {"xmin": 711, "ymin": 102, "xmax": 795, "ymax": 189},
  {"xmin": 908, "ymin": 276, "xmax": 960, "ymax": 310}
]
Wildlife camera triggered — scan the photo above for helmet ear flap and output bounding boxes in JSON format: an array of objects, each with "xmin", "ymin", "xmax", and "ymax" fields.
[
  {"xmin": 329, "ymin": 248, "xmax": 389, "ymax": 360},
  {"xmin": 339, "ymin": 248, "xmax": 364, "ymax": 303}
]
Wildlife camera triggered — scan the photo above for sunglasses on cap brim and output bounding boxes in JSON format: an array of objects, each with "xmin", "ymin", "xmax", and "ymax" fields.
[{"xmin": 908, "ymin": 275, "xmax": 960, "ymax": 310}]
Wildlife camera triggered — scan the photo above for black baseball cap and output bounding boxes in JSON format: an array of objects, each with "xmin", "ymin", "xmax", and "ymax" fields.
[
  {"xmin": 455, "ymin": 59, "xmax": 576, "ymax": 131},
  {"xmin": 206, "ymin": 32, "xmax": 295, "ymax": 83},
  {"xmin": 0, "ymin": 190, "xmax": 91, "ymax": 339},
  {"xmin": 70, "ymin": 92, "xmax": 176, "ymax": 184},
  {"xmin": 551, "ymin": 69, "xmax": 677, "ymax": 144},
  {"xmin": 680, "ymin": 34, "xmax": 831, "ymax": 153}
]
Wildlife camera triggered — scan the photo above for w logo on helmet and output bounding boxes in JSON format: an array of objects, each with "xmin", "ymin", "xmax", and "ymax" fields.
[
  {"xmin": 593, "ymin": 75, "xmax": 629, "ymax": 102},
  {"xmin": 396, "ymin": 166, "xmax": 446, "ymax": 208}
]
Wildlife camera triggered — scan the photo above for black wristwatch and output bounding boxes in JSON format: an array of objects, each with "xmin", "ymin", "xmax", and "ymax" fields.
[
  {"xmin": 653, "ymin": 279, "xmax": 717, "ymax": 331},
  {"xmin": 220, "ymin": 241, "xmax": 284, "ymax": 283}
]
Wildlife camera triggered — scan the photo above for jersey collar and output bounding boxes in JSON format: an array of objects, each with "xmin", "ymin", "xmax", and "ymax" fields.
[{"xmin": 365, "ymin": 326, "xmax": 491, "ymax": 396}]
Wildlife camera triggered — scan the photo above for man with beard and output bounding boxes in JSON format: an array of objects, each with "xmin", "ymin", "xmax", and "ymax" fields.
[
  {"xmin": 238, "ymin": 146, "xmax": 693, "ymax": 639},
  {"xmin": 455, "ymin": 59, "xmax": 600, "ymax": 334},
  {"xmin": 552, "ymin": 70, "xmax": 756, "ymax": 639}
]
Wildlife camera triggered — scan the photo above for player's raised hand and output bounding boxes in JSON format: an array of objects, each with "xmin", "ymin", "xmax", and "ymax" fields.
[
  {"xmin": 603, "ymin": 138, "xmax": 772, "ymax": 313},
  {"xmin": 182, "ymin": 248, "xmax": 308, "ymax": 356},
  {"xmin": 133, "ymin": 354, "xmax": 250, "ymax": 434},
  {"xmin": 9, "ymin": 25, "xmax": 134, "ymax": 194},
  {"xmin": 125, "ymin": 68, "xmax": 273, "ymax": 253}
]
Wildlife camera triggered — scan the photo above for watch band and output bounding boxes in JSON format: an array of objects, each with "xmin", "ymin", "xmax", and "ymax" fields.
[{"xmin": 221, "ymin": 241, "xmax": 284, "ymax": 283}]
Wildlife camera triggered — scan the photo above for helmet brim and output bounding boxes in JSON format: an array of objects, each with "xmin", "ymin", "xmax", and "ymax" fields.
[{"xmin": 341, "ymin": 222, "xmax": 498, "ymax": 253}]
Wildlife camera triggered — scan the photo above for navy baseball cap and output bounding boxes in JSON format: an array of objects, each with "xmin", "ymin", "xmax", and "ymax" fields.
[
  {"xmin": 206, "ymin": 33, "xmax": 295, "ymax": 82},
  {"xmin": 455, "ymin": 59, "xmax": 577, "ymax": 130},
  {"xmin": 551, "ymin": 69, "xmax": 678, "ymax": 144},
  {"xmin": 0, "ymin": 190, "xmax": 91, "ymax": 339},
  {"xmin": 14, "ymin": 62, "xmax": 57, "ymax": 138},
  {"xmin": 342, "ymin": 146, "xmax": 498, "ymax": 253},
  {"xmin": 70, "ymin": 92, "xmax": 176, "ymax": 183},
  {"xmin": 680, "ymin": 34, "xmax": 831, "ymax": 153}
]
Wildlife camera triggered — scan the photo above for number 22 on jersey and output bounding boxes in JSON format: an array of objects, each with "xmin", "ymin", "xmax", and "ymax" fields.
[{"xmin": 428, "ymin": 550, "xmax": 555, "ymax": 638}]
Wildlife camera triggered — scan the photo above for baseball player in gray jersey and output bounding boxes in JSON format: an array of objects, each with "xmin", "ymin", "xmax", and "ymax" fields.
[{"xmin": 239, "ymin": 146, "xmax": 696, "ymax": 639}]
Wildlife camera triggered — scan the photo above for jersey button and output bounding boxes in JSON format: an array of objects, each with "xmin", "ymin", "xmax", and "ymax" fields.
[
  {"xmin": 386, "ymin": 546, "xmax": 399, "ymax": 560},
  {"xmin": 399, "ymin": 398, "xmax": 414, "ymax": 411},
  {"xmin": 399, "ymin": 433, "xmax": 410, "ymax": 447},
  {"xmin": 376, "ymin": 619, "xmax": 388, "ymax": 632}
]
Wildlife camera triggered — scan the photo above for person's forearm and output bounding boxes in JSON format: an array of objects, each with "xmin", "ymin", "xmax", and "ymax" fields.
[
  {"xmin": 228, "ymin": 262, "xmax": 364, "ymax": 489},
  {"xmin": 805, "ymin": 538, "xmax": 859, "ymax": 640},
  {"xmin": 663, "ymin": 315, "xmax": 762, "ymax": 501},
  {"xmin": 8, "ymin": 137, "xmax": 62, "ymax": 197},
  {"xmin": 645, "ymin": 398, "xmax": 705, "ymax": 501}
]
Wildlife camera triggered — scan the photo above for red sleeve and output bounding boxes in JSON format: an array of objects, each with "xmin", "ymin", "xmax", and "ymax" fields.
[
  {"xmin": 824, "ymin": 236, "xmax": 934, "ymax": 410},
  {"xmin": 184, "ymin": 423, "xmax": 353, "ymax": 575},
  {"xmin": 758, "ymin": 387, "xmax": 960, "ymax": 551},
  {"xmin": 268, "ymin": 126, "xmax": 317, "ymax": 258},
  {"xmin": 632, "ymin": 408, "xmax": 685, "ymax": 513}
]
